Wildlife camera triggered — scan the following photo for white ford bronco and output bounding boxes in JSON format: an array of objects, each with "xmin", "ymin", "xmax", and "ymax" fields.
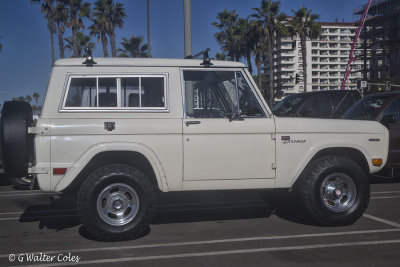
[{"xmin": 0, "ymin": 52, "xmax": 389, "ymax": 240}]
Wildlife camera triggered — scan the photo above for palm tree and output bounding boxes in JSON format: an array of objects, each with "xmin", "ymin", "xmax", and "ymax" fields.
[
  {"xmin": 212, "ymin": 9, "xmax": 240, "ymax": 61},
  {"xmin": 90, "ymin": 0, "xmax": 109, "ymax": 57},
  {"xmin": 289, "ymin": 6, "xmax": 321, "ymax": 92},
  {"xmin": 31, "ymin": 0, "xmax": 57, "ymax": 64},
  {"xmin": 54, "ymin": 2, "xmax": 68, "ymax": 58},
  {"xmin": 64, "ymin": 0, "xmax": 91, "ymax": 57},
  {"xmin": 65, "ymin": 31, "xmax": 95, "ymax": 57},
  {"xmin": 32, "ymin": 105, "xmax": 37, "ymax": 115},
  {"xmin": 118, "ymin": 35, "xmax": 148, "ymax": 58},
  {"xmin": 235, "ymin": 17, "xmax": 256, "ymax": 74},
  {"xmin": 215, "ymin": 52, "xmax": 226, "ymax": 61},
  {"xmin": 147, "ymin": 0, "xmax": 151, "ymax": 57},
  {"xmin": 106, "ymin": 0, "xmax": 126, "ymax": 57},
  {"xmin": 252, "ymin": 22, "xmax": 268, "ymax": 94},
  {"xmin": 33, "ymin": 92, "xmax": 40, "ymax": 105},
  {"xmin": 26, "ymin": 95, "xmax": 33, "ymax": 104},
  {"xmin": 252, "ymin": 0, "xmax": 287, "ymax": 106}
]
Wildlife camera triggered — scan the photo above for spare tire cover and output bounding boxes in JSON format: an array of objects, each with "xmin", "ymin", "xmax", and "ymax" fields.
[{"xmin": 0, "ymin": 101, "xmax": 33, "ymax": 178}]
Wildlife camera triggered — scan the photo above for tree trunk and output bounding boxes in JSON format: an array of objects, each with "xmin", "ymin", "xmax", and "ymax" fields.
[
  {"xmin": 110, "ymin": 32, "xmax": 117, "ymax": 57},
  {"xmin": 267, "ymin": 33, "xmax": 274, "ymax": 107},
  {"xmin": 50, "ymin": 29, "xmax": 55, "ymax": 65},
  {"xmin": 147, "ymin": 0, "xmax": 151, "ymax": 57},
  {"xmin": 300, "ymin": 36, "xmax": 307, "ymax": 92},
  {"xmin": 57, "ymin": 24, "xmax": 64, "ymax": 59},
  {"xmin": 255, "ymin": 56, "xmax": 262, "ymax": 93},
  {"xmin": 72, "ymin": 27, "xmax": 79, "ymax": 57},
  {"xmin": 101, "ymin": 31, "xmax": 108, "ymax": 57},
  {"xmin": 246, "ymin": 50, "xmax": 253, "ymax": 74}
]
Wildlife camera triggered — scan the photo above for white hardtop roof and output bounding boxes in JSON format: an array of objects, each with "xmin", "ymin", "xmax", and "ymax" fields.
[{"xmin": 54, "ymin": 57, "xmax": 247, "ymax": 68}]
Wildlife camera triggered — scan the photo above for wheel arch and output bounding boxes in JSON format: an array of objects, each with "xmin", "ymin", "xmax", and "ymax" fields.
[
  {"xmin": 290, "ymin": 147, "xmax": 370, "ymax": 189},
  {"xmin": 55, "ymin": 142, "xmax": 168, "ymax": 193}
]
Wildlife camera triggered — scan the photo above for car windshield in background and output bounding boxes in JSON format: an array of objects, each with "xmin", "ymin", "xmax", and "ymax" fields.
[
  {"xmin": 272, "ymin": 94, "xmax": 305, "ymax": 116},
  {"xmin": 342, "ymin": 94, "xmax": 392, "ymax": 120}
]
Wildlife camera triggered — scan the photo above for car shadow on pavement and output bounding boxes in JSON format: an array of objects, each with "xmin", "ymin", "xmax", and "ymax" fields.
[
  {"xmin": 18, "ymin": 190, "xmax": 317, "ymax": 241},
  {"xmin": 19, "ymin": 195, "xmax": 80, "ymax": 231},
  {"xmin": 152, "ymin": 190, "xmax": 317, "ymax": 226}
]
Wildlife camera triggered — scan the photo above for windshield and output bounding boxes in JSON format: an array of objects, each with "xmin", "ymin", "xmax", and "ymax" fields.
[
  {"xmin": 342, "ymin": 94, "xmax": 392, "ymax": 120},
  {"xmin": 272, "ymin": 94, "xmax": 305, "ymax": 116}
]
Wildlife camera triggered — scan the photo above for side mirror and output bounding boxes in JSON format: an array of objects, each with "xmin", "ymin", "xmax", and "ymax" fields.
[
  {"xmin": 299, "ymin": 106, "xmax": 312, "ymax": 117},
  {"xmin": 229, "ymin": 111, "xmax": 244, "ymax": 122},
  {"xmin": 380, "ymin": 114, "xmax": 396, "ymax": 127}
]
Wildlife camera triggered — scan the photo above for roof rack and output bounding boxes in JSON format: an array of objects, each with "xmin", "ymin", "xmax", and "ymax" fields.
[
  {"xmin": 185, "ymin": 48, "xmax": 213, "ymax": 68},
  {"xmin": 82, "ymin": 47, "xmax": 97, "ymax": 67}
]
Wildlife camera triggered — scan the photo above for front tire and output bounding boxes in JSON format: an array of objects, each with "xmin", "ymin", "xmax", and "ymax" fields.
[
  {"xmin": 77, "ymin": 164, "xmax": 155, "ymax": 241},
  {"xmin": 296, "ymin": 156, "xmax": 370, "ymax": 226}
]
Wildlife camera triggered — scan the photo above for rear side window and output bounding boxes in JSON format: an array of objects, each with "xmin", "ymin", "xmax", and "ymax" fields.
[
  {"xmin": 65, "ymin": 78, "xmax": 97, "ymax": 107},
  {"xmin": 63, "ymin": 75, "xmax": 167, "ymax": 110}
]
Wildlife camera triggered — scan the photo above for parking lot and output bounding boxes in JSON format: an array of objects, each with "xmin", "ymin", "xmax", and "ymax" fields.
[{"xmin": 0, "ymin": 176, "xmax": 400, "ymax": 266}]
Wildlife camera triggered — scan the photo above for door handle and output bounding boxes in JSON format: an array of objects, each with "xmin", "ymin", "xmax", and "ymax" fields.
[{"xmin": 185, "ymin": 121, "xmax": 201, "ymax": 127}]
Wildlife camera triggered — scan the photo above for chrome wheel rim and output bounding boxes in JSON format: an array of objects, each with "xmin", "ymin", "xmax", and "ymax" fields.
[
  {"xmin": 96, "ymin": 183, "xmax": 139, "ymax": 226},
  {"xmin": 320, "ymin": 173, "xmax": 356, "ymax": 212}
]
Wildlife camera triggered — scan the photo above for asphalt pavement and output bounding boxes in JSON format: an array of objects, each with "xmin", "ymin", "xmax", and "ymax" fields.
[{"xmin": 0, "ymin": 175, "xmax": 400, "ymax": 266}]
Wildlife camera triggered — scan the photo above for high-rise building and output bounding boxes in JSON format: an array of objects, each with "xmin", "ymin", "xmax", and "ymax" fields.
[
  {"xmin": 266, "ymin": 22, "xmax": 363, "ymax": 96},
  {"xmin": 354, "ymin": 0, "xmax": 400, "ymax": 88}
]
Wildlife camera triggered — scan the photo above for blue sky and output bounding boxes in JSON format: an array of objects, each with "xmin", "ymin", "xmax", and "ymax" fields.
[{"xmin": 0, "ymin": 0, "xmax": 366, "ymax": 104}]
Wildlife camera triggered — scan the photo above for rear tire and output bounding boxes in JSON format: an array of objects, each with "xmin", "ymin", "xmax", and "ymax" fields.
[
  {"xmin": 296, "ymin": 155, "xmax": 370, "ymax": 226},
  {"xmin": 0, "ymin": 101, "xmax": 33, "ymax": 178},
  {"xmin": 77, "ymin": 164, "xmax": 155, "ymax": 241}
]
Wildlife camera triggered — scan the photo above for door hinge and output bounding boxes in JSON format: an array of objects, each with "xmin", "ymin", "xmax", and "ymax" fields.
[
  {"xmin": 271, "ymin": 133, "xmax": 276, "ymax": 140},
  {"xmin": 272, "ymin": 162, "xmax": 276, "ymax": 169}
]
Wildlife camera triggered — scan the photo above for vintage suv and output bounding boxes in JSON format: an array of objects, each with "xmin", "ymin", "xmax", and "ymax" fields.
[{"xmin": 0, "ymin": 53, "xmax": 389, "ymax": 240}]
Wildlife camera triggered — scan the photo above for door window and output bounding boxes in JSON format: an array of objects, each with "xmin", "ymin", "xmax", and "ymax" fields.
[
  {"xmin": 383, "ymin": 97, "xmax": 400, "ymax": 123},
  {"xmin": 183, "ymin": 70, "xmax": 265, "ymax": 118}
]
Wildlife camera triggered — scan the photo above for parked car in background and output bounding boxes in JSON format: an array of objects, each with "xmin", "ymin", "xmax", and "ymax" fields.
[
  {"xmin": 272, "ymin": 90, "xmax": 361, "ymax": 118},
  {"xmin": 342, "ymin": 92, "xmax": 400, "ymax": 178}
]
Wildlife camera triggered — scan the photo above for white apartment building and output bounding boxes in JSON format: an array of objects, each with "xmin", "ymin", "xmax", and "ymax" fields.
[{"xmin": 268, "ymin": 22, "xmax": 363, "ymax": 95}]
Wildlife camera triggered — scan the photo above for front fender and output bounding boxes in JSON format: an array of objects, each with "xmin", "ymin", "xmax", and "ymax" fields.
[{"xmin": 275, "ymin": 134, "xmax": 387, "ymax": 188}]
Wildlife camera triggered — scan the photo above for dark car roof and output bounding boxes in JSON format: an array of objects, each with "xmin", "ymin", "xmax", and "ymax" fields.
[
  {"xmin": 364, "ymin": 91, "xmax": 400, "ymax": 98},
  {"xmin": 292, "ymin": 90, "xmax": 359, "ymax": 96}
]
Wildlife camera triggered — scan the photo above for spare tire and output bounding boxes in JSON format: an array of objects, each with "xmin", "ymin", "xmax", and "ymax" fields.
[{"xmin": 0, "ymin": 101, "xmax": 34, "ymax": 178}]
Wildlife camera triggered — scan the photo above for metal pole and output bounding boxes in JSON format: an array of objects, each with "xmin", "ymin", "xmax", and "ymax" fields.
[
  {"xmin": 341, "ymin": 0, "xmax": 373, "ymax": 90},
  {"xmin": 147, "ymin": 0, "xmax": 151, "ymax": 57},
  {"xmin": 184, "ymin": 0, "xmax": 192, "ymax": 58}
]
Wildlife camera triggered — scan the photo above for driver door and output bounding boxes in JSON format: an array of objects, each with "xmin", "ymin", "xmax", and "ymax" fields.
[{"xmin": 182, "ymin": 69, "xmax": 276, "ymax": 181}]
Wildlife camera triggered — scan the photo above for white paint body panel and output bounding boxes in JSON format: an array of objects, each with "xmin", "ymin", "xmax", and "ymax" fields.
[{"xmin": 32, "ymin": 58, "xmax": 388, "ymax": 193}]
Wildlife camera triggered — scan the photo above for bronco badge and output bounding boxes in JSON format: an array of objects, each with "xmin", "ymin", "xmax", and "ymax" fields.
[{"xmin": 281, "ymin": 136, "xmax": 306, "ymax": 144}]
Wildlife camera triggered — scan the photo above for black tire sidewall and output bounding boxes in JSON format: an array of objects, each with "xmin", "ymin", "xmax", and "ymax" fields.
[
  {"xmin": 312, "ymin": 162, "xmax": 368, "ymax": 221},
  {"xmin": 299, "ymin": 156, "xmax": 370, "ymax": 225},
  {"xmin": 78, "ymin": 165, "xmax": 154, "ymax": 239}
]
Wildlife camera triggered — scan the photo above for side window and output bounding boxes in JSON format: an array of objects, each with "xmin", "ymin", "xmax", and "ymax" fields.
[
  {"xmin": 302, "ymin": 94, "xmax": 332, "ymax": 118},
  {"xmin": 237, "ymin": 72, "xmax": 264, "ymax": 117},
  {"xmin": 98, "ymin": 78, "xmax": 117, "ymax": 107},
  {"xmin": 65, "ymin": 78, "xmax": 97, "ymax": 107},
  {"xmin": 142, "ymin": 77, "xmax": 165, "ymax": 107},
  {"xmin": 64, "ymin": 75, "xmax": 166, "ymax": 109},
  {"xmin": 183, "ymin": 71, "xmax": 236, "ymax": 118},
  {"xmin": 183, "ymin": 70, "xmax": 265, "ymax": 119},
  {"xmin": 333, "ymin": 93, "xmax": 354, "ymax": 118},
  {"xmin": 383, "ymin": 98, "xmax": 400, "ymax": 123},
  {"xmin": 121, "ymin": 77, "xmax": 139, "ymax": 107}
]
